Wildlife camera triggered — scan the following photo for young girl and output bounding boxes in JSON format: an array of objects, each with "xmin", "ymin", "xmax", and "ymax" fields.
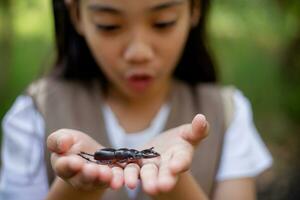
[{"xmin": 0, "ymin": 0, "xmax": 272, "ymax": 199}]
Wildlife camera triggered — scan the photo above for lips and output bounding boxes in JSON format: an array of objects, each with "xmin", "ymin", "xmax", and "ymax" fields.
[{"xmin": 126, "ymin": 74, "xmax": 154, "ymax": 92}]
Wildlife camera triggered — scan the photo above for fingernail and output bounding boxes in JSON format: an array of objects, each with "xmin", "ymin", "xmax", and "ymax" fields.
[
  {"xmin": 197, "ymin": 114, "xmax": 207, "ymax": 128},
  {"xmin": 198, "ymin": 114, "xmax": 206, "ymax": 120}
]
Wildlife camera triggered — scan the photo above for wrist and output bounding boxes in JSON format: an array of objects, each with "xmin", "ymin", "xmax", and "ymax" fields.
[{"xmin": 152, "ymin": 171, "xmax": 208, "ymax": 200}]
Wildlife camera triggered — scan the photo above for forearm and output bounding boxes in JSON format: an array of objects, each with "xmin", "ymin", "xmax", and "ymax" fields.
[
  {"xmin": 45, "ymin": 177, "xmax": 106, "ymax": 200},
  {"xmin": 212, "ymin": 178, "xmax": 256, "ymax": 200},
  {"xmin": 153, "ymin": 172, "xmax": 208, "ymax": 200}
]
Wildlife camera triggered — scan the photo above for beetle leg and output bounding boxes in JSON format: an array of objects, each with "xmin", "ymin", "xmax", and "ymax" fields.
[
  {"xmin": 78, "ymin": 153, "xmax": 99, "ymax": 164},
  {"xmin": 98, "ymin": 160, "xmax": 113, "ymax": 165},
  {"xmin": 98, "ymin": 160, "xmax": 121, "ymax": 168},
  {"xmin": 79, "ymin": 152, "xmax": 94, "ymax": 157},
  {"xmin": 112, "ymin": 162, "xmax": 126, "ymax": 168},
  {"xmin": 117, "ymin": 159, "xmax": 129, "ymax": 163}
]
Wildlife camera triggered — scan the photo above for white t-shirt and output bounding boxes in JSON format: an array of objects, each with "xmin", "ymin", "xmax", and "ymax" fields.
[{"xmin": 0, "ymin": 90, "xmax": 272, "ymax": 200}]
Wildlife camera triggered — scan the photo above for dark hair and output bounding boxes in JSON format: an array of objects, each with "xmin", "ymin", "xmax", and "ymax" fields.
[{"xmin": 51, "ymin": 0, "xmax": 217, "ymax": 85}]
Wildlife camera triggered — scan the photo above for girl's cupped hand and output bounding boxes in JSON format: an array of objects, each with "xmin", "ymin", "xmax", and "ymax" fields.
[
  {"xmin": 47, "ymin": 129, "xmax": 124, "ymax": 191},
  {"xmin": 129, "ymin": 114, "xmax": 209, "ymax": 196}
]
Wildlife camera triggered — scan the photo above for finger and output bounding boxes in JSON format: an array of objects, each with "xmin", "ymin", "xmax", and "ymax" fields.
[
  {"xmin": 169, "ymin": 146, "xmax": 193, "ymax": 174},
  {"xmin": 157, "ymin": 158, "xmax": 178, "ymax": 193},
  {"xmin": 98, "ymin": 165, "xmax": 113, "ymax": 184},
  {"xmin": 110, "ymin": 167, "xmax": 124, "ymax": 190},
  {"xmin": 81, "ymin": 163, "xmax": 102, "ymax": 184},
  {"xmin": 140, "ymin": 163, "xmax": 159, "ymax": 195},
  {"xmin": 124, "ymin": 163, "xmax": 140, "ymax": 189},
  {"xmin": 52, "ymin": 154, "xmax": 84, "ymax": 179},
  {"xmin": 192, "ymin": 114, "xmax": 209, "ymax": 141},
  {"xmin": 69, "ymin": 163, "xmax": 103, "ymax": 190},
  {"xmin": 181, "ymin": 114, "xmax": 209, "ymax": 146},
  {"xmin": 47, "ymin": 129, "xmax": 75, "ymax": 153}
]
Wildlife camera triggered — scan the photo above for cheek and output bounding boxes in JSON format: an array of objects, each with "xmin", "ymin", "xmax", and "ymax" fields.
[
  {"xmin": 157, "ymin": 25, "xmax": 190, "ymax": 73},
  {"xmin": 80, "ymin": 15, "xmax": 121, "ymax": 75},
  {"xmin": 84, "ymin": 32, "xmax": 121, "ymax": 76},
  {"xmin": 94, "ymin": 46, "xmax": 121, "ymax": 83},
  {"xmin": 92, "ymin": 41, "xmax": 119, "ymax": 70}
]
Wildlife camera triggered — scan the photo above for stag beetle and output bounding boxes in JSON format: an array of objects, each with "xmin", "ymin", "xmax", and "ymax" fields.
[{"xmin": 78, "ymin": 147, "xmax": 160, "ymax": 165}]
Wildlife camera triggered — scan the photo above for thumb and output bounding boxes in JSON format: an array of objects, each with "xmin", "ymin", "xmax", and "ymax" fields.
[
  {"xmin": 47, "ymin": 129, "xmax": 75, "ymax": 154},
  {"xmin": 184, "ymin": 114, "xmax": 209, "ymax": 146}
]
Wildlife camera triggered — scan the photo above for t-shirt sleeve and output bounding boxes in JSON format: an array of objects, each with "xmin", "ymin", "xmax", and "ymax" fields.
[
  {"xmin": 216, "ymin": 90, "xmax": 273, "ymax": 181},
  {"xmin": 0, "ymin": 95, "xmax": 48, "ymax": 200}
]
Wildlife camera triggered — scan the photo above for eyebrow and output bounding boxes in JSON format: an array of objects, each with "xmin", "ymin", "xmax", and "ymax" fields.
[
  {"xmin": 150, "ymin": 0, "xmax": 185, "ymax": 11},
  {"xmin": 88, "ymin": 4, "xmax": 122, "ymax": 15},
  {"xmin": 88, "ymin": 0, "xmax": 185, "ymax": 15}
]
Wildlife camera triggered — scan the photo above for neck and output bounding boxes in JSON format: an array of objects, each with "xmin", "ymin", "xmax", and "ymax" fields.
[
  {"xmin": 107, "ymin": 79, "xmax": 172, "ymax": 110},
  {"xmin": 104, "ymin": 79, "xmax": 173, "ymax": 133}
]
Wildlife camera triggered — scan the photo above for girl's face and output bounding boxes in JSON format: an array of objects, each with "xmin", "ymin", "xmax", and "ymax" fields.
[{"xmin": 71, "ymin": 0, "xmax": 198, "ymax": 100}]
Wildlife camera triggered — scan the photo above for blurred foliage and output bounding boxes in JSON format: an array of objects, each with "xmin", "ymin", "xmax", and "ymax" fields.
[
  {"xmin": 0, "ymin": 0, "xmax": 54, "ymax": 122},
  {"xmin": 0, "ymin": 0, "xmax": 299, "ymax": 199},
  {"xmin": 207, "ymin": 0, "xmax": 300, "ymax": 198},
  {"xmin": 208, "ymin": 0, "xmax": 300, "ymax": 139}
]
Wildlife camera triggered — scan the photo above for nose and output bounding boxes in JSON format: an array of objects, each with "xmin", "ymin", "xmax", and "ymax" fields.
[{"xmin": 123, "ymin": 33, "xmax": 154, "ymax": 64}]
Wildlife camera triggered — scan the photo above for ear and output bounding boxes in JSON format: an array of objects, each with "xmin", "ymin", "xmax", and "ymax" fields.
[
  {"xmin": 191, "ymin": 1, "xmax": 201, "ymax": 27},
  {"xmin": 68, "ymin": 0, "xmax": 84, "ymax": 35}
]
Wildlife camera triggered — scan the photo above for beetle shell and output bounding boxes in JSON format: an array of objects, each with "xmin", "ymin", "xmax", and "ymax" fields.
[{"xmin": 94, "ymin": 148, "xmax": 116, "ymax": 161}]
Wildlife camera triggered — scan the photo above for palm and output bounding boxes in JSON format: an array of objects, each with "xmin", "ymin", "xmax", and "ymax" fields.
[
  {"xmin": 47, "ymin": 129, "xmax": 124, "ymax": 191},
  {"xmin": 137, "ymin": 114, "xmax": 208, "ymax": 195},
  {"xmin": 141, "ymin": 128, "xmax": 192, "ymax": 167}
]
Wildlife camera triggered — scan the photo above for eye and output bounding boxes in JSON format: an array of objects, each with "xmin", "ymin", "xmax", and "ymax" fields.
[
  {"xmin": 154, "ymin": 20, "xmax": 177, "ymax": 29},
  {"xmin": 96, "ymin": 24, "xmax": 121, "ymax": 31}
]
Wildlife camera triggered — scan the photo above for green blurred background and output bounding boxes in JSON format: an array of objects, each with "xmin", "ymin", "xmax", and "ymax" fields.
[{"xmin": 0, "ymin": 0, "xmax": 299, "ymax": 199}]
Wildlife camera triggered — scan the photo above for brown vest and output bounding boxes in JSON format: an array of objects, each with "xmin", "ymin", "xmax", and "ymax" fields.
[{"xmin": 26, "ymin": 77, "xmax": 234, "ymax": 199}]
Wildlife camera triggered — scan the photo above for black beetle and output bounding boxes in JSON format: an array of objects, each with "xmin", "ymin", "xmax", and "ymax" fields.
[{"xmin": 78, "ymin": 147, "xmax": 160, "ymax": 165}]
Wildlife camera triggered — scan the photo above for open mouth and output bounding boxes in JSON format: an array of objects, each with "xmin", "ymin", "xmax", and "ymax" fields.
[
  {"xmin": 127, "ymin": 74, "xmax": 154, "ymax": 91},
  {"xmin": 130, "ymin": 74, "xmax": 152, "ymax": 81}
]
